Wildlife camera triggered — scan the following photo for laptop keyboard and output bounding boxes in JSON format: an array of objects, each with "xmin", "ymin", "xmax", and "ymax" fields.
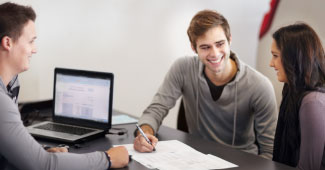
[{"xmin": 35, "ymin": 123, "xmax": 96, "ymax": 136}]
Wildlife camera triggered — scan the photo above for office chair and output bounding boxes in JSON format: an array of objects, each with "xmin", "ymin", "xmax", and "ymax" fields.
[
  {"xmin": 19, "ymin": 99, "xmax": 53, "ymax": 126},
  {"xmin": 177, "ymin": 99, "xmax": 189, "ymax": 133}
]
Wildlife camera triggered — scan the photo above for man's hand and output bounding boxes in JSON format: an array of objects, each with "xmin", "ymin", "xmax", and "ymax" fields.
[
  {"xmin": 106, "ymin": 146, "xmax": 129, "ymax": 168},
  {"xmin": 46, "ymin": 147, "xmax": 68, "ymax": 153},
  {"xmin": 133, "ymin": 125, "xmax": 158, "ymax": 152}
]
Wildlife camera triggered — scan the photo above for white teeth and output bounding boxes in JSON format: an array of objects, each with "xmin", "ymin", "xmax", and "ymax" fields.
[
  {"xmin": 209, "ymin": 56, "xmax": 222, "ymax": 63},
  {"xmin": 210, "ymin": 60, "xmax": 218, "ymax": 63}
]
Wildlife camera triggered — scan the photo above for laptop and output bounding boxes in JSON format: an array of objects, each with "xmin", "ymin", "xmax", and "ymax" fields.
[{"xmin": 27, "ymin": 68, "xmax": 114, "ymax": 143}]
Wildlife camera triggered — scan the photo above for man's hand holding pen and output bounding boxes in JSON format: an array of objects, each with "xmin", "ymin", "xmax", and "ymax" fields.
[{"xmin": 134, "ymin": 124, "xmax": 158, "ymax": 152}]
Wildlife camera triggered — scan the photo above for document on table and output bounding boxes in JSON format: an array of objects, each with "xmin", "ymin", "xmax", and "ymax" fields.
[{"xmin": 115, "ymin": 140, "xmax": 238, "ymax": 170}]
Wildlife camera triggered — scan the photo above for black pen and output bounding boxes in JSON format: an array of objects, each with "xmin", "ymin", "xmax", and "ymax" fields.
[{"xmin": 136, "ymin": 124, "xmax": 156, "ymax": 151}]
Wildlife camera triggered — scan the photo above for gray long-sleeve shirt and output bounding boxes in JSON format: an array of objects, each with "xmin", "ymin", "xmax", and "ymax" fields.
[
  {"xmin": 298, "ymin": 92, "xmax": 325, "ymax": 170},
  {"xmin": 0, "ymin": 78, "xmax": 109, "ymax": 170},
  {"xmin": 138, "ymin": 52, "xmax": 278, "ymax": 159}
]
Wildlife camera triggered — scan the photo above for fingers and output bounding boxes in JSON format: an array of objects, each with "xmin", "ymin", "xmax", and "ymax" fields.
[
  {"xmin": 147, "ymin": 135, "xmax": 158, "ymax": 147},
  {"xmin": 133, "ymin": 133, "xmax": 158, "ymax": 152},
  {"xmin": 107, "ymin": 146, "xmax": 129, "ymax": 168},
  {"xmin": 46, "ymin": 147, "xmax": 68, "ymax": 153}
]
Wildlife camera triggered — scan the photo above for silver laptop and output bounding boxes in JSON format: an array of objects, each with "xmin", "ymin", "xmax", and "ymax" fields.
[{"xmin": 27, "ymin": 68, "xmax": 114, "ymax": 143}]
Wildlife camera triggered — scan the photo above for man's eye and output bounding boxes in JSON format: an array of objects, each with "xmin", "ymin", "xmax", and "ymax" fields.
[{"xmin": 216, "ymin": 42, "xmax": 224, "ymax": 47}]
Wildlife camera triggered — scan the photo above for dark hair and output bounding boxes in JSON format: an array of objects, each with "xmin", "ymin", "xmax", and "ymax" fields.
[
  {"xmin": 0, "ymin": 2, "xmax": 36, "ymax": 43},
  {"xmin": 272, "ymin": 23, "xmax": 325, "ymax": 166},
  {"xmin": 187, "ymin": 10, "xmax": 231, "ymax": 50},
  {"xmin": 273, "ymin": 23, "xmax": 325, "ymax": 91}
]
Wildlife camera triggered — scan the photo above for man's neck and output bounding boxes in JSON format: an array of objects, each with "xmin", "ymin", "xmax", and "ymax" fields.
[
  {"xmin": 0, "ymin": 61, "xmax": 15, "ymax": 86},
  {"xmin": 205, "ymin": 58, "xmax": 237, "ymax": 86}
]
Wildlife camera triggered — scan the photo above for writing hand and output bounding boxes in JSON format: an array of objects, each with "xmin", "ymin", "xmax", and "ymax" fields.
[{"xmin": 133, "ymin": 133, "xmax": 158, "ymax": 152}]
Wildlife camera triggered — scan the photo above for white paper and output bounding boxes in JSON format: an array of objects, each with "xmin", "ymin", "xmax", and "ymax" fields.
[{"xmin": 115, "ymin": 140, "xmax": 238, "ymax": 170}]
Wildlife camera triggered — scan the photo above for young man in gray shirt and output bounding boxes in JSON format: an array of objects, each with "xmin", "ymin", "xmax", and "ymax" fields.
[
  {"xmin": 134, "ymin": 10, "xmax": 278, "ymax": 159},
  {"xmin": 0, "ymin": 2, "xmax": 129, "ymax": 170}
]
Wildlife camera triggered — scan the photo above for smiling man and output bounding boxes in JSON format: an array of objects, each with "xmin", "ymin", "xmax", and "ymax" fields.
[
  {"xmin": 134, "ymin": 10, "xmax": 278, "ymax": 159},
  {"xmin": 0, "ymin": 2, "xmax": 129, "ymax": 170}
]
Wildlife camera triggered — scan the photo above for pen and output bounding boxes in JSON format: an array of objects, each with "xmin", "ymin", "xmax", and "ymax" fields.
[{"xmin": 136, "ymin": 124, "xmax": 156, "ymax": 151}]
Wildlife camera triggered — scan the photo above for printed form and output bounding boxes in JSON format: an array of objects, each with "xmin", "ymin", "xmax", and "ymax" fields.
[{"xmin": 116, "ymin": 140, "xmax": 238, "ymax": 170}]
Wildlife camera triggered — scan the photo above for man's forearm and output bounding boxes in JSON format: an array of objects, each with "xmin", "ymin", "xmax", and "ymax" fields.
[{"xmin": 136, "ymin": 124, "xmax": 154, "ymax": 136}]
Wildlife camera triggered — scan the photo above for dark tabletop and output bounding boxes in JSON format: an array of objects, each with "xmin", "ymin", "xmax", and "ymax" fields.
[{"xmin": 36, "ymin": 123, "xmax": 296, "ymax": 170}]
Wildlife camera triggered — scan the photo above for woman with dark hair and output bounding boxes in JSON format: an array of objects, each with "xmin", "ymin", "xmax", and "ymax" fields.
[{"xmin": 270, "ymin": 23, "xmax": 325, "ymax": 170}]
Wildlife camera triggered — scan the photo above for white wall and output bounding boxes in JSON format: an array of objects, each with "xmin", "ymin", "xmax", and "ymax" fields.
[
  {"xmin": 3, "ymin": 0, "xmax": 269, "ymax": 129},
  {"xmin": 256, "ymin": 0, "xmax": 325, "ymax": 107}
]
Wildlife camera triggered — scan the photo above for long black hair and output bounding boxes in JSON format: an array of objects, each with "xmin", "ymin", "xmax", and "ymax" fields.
[{"xmin": 272, "ymin": 23, "xmax": 325, "ymax": 167}]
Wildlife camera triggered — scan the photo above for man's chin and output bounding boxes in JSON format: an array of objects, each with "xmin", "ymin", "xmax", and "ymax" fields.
[
  {"xmin": 20, "ymin": 66, "xmax": 30, "ymax": 73},
  {"xmin": 206, "ymin": 66, "xmax": 222, "ymax": 74}
]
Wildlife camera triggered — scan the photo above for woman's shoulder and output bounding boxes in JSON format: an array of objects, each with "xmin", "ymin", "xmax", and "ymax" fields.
[
  {"xmin": 301, "ymin": 91, "xmax": 325, "ymax": 105},
  {"xmin": 299, "ymin": 91, "xmax": 325, "ymax": 123}
]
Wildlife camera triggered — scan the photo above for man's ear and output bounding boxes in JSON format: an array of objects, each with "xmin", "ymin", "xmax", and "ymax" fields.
[
  {"xmin": 191, "ymin": 44, "xmax": 197, "ymax": 54},
  {"xmin": 1, "ymin": 36, "xmax": 12, "ymax": 51}
]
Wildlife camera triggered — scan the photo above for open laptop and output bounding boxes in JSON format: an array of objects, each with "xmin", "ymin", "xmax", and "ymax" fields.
[{"xmin": 27, "ymin": 68, "xmax": 114, "ymax": 143}]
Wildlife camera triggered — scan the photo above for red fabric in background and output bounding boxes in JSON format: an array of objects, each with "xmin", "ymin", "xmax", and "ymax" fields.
[{"xmin": 259, "ymin": 0, "xmax": 280, "ymax": 39}]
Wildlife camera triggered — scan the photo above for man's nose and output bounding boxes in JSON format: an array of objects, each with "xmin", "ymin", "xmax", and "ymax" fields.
[
  {"xmin": 32, "ymin": 45, "xmax": 37, "ymax": 54},
  {"xmin": 210, "ymin": 46, "xmax": 221, "ymax": 58}
]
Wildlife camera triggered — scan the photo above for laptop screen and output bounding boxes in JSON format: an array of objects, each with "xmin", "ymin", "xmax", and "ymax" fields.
[{"xmin": 54, "ymin": 73, "xmax": 111, "ymax": 123}]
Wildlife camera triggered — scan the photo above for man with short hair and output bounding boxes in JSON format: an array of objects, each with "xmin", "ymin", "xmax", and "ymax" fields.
[
  {"xmin": 134, "ymin": 10, "xmax": 278, "ymax": 159},
  {"xmin": 0, "ymin": 2, "xmax": 129, "ymax": 169}
]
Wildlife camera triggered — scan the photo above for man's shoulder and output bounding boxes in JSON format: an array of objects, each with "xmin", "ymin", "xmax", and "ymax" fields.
[
  {"xmin": 174, "ymin": 56, "xmax": 200, "ymax": 66},
  {"xmin": 236, "ymin": 62, "xmax": 275, "ymax": 99},
  {"xmin": 170, "ymin": 56, "xmax": 201, "ymax": 73},
  {"xmin": 240, "ymin": 63, "xmax": 271, "ymax": 85},
  {"xmin": 0, "ymin": 88, "xmax": 8, "ymax": 99},
  {"xmin": 0, "ymin": 90, "xmax": 16, "ymax": 112}
]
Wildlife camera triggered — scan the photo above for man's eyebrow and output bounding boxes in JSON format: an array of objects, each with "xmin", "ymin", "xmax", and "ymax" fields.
[
  {"xmin": 215, "ymin": 40, "xmax": 225, "ymax": 44},
  {"xmin": 198, "ymin": 44, "xmax": 210, "ymax": 48}
]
